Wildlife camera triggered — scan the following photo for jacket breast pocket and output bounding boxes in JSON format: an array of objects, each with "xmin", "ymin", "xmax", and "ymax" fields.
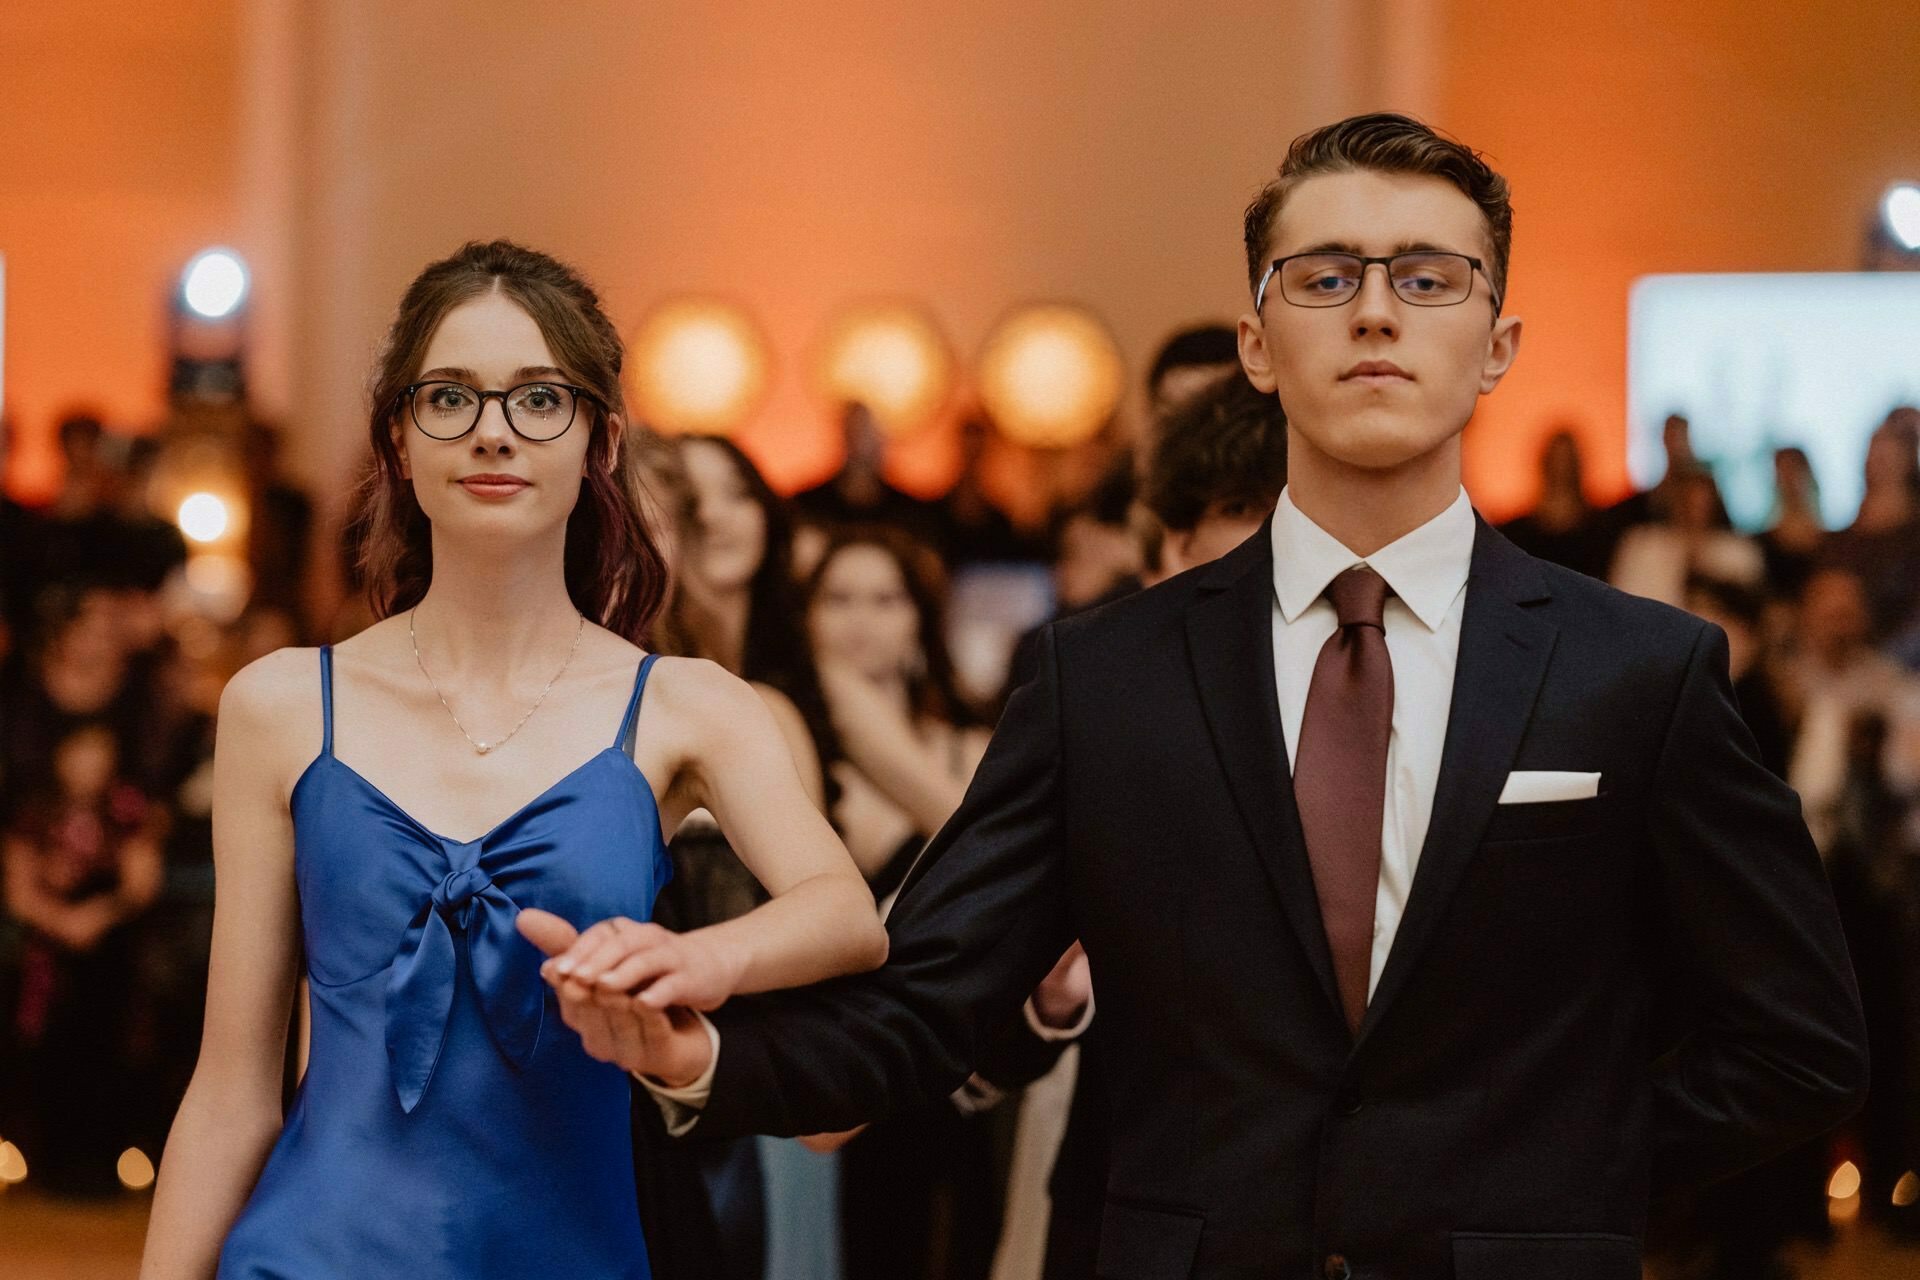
[
  {"xmin": 1452, "ymin": 1231, "xmax": 1639, "ymax": 1280},
  {"xmin": 1481, "ymin": 794, "xmax": 1608, "ymax": 845},
  {"xmin": 1095, "ymin": 1198, "xmax": 1204, "ymax": 1279}
]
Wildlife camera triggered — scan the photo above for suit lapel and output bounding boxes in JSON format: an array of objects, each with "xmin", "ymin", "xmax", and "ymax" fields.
[
  {"xmin": 1186, "ymin": 524, "xmax": 1345, "ymax": 1025},
  {"xmin": 1357, "ymin": 520, "xmax": 1556, "ymax": 1047}
]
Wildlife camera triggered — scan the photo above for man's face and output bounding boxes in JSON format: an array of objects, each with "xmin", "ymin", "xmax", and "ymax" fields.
[{"xmin": 1237, "ymin": 170, "xmax": 1520, "ymax": 474}]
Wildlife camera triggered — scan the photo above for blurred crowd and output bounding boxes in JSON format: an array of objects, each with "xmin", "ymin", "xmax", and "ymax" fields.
[{"xmin": 2, "ymin": 333, "xmax": 1917, "ymax": 1280}]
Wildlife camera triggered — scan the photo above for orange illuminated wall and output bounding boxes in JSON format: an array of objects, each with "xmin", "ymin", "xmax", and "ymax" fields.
[
  {"xmin": 1435, "ymin": 1, "xmax": 1920, "ymax": 519},
  {"xmin": 0, "ymin": 3, "xmax": 241, "ymax": 502}
]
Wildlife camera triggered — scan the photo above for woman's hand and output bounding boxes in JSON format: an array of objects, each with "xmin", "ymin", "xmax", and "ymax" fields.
[
  {"xmin": 518, "ymin": 908, "xmax": 716, "ymax": 1086},
  {"xmin": 521, "ymin": 908, "xmax": 747, "ymax": 1012}
]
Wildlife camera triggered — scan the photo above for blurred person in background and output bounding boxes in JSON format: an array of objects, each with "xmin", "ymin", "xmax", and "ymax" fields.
[
  {"xmin": 1783, "ymin": 564, "xmax": 1920, "ymax": 854},
  {"xmin": 801, "ymin": 526, "xmax": 995, "ymax": 1280},
  {"xmin": 1139, "ymin": 372, "xmax": 1288, "ymax": 578},
  {"xmin": 1602, "ymin": 412, "xmax": 1697, "ymax": 542},
  {"xmin": 792, "ymin": 401, "xmax": 943, "ymax": 559},
  {"xmin": 929, "ymin": 415, "xmax": 1042, "ymax": 568},
  {"xmin": 1825, "ymin": 408, "xmax": 1920, "ymax": 644},
  {"xmin": 2, "ymin": 720, "xmax": 164, "ymax": 1195},
  {"xmin": 660, "ymin": 432, "xmax": 844, "ymax": 1280},
  {"xmin": 1498, "ymin": 425, "xmax": 1611, "ymax": 580},
  {"xmin": 1758, "ymin": 446, "xmax": 1826, "ymax": 603},
  {"xmin": 1144, "ymin": 324, "xmax": 1240, "ymax": 416},
  {"xmin": 1609, "ymin": 463, "xmax": 1761, "ymax": 607}
]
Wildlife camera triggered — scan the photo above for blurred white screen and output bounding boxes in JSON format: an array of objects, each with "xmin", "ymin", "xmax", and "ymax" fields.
[{"xmin": 1627, "ymin": 272, "xmax": 1920, "ymax": 531}]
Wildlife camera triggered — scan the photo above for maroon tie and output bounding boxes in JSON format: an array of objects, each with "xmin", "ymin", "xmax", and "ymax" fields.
[{"xmin": 1293, "ymin": 566, "xmax": 1393, "ymax": 1037}]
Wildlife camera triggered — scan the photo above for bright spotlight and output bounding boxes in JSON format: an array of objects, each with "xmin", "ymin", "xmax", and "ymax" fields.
[
  {"xmin": 976, "ymin": 303, "xmax": 1126, "ymax": 449},
  {"xmin": 629, "ymin": 298, "xmax": 771, "ymax": 436},
  {"xmin": 181, "ymin": 248, "xmax": 250, "ymax": 319},
  {"xmin": 177, "ymin": 492, "xmax": 231, "ymax": 543},
  {"xmin": 1884, "ymin": 184, "xmax": 1920, "ymax": 252}
]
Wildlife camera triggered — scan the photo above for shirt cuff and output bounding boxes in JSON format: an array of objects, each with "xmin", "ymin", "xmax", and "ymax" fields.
[
  {"xmin": 635, "ymin": 1012, "xmax": 720, "ymax": 1137},
  {"xmin": 1024, "ymin": 990, "xmax": 1095, "ymax": 1042}
]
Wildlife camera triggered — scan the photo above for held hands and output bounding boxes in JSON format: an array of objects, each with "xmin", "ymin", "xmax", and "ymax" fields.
[{"xmin": 516, "ymin": 908, "xmax": 719, "ymax": 1087}]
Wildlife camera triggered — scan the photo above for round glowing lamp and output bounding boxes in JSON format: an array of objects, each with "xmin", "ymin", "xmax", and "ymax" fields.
[
  {"xmin": 180, "ymin": 249, "xmax": 250, "ymax": 319},
  {"xmin": 814, "ymin": 301, "xmax": 954, "ymax": 437},
  {"xmin": 628, "ymin": 298, "xmax": 771, "ymax": 436},
  {"xmin": 975, "ymin": 303, "xmax": 1126, "ymax": 449}
]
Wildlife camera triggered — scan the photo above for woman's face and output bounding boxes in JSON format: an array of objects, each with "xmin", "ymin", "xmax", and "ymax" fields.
[
  {"xmin": 682, "ymin": 440, "xmax": 768, "ymax": 594},
  {"xmin": 808, "ymin": 544, "xmax": 920, "ymax": 681},
  {"xmin": 395, "ymin": 291, "xmax": 602, "ymax": 548}
]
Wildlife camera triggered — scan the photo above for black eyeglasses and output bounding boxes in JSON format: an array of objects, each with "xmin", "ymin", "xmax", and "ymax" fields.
[
  {"xmin": 1256, "ymin": 251, "xmax": 1502, "ymax": 314},
  {"xmin": 398, "ymin": 380, "xmax": 603, "ymax": 442}
]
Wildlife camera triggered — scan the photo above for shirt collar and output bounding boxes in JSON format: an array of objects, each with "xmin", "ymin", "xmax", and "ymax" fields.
[{"xmin": 1269, "ymin": 485, "xmax": 1476, "ymax": 632}]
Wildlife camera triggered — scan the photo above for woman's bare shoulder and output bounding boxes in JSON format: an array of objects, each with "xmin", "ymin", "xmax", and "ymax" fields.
[{"xmin": 218, "ymin": 647, "xmax": 330, "ymax": 776}]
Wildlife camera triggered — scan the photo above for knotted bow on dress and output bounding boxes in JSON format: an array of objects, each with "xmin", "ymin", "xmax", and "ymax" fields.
[{"xmin": 386, "ymin": 848, "xmax": 546, "ymax": 1113}]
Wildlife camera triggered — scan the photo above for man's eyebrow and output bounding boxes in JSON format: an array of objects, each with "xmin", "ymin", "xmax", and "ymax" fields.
[{"xmin": 1283, "ymin": 239, "xmax": 1469, "ymax": 258}]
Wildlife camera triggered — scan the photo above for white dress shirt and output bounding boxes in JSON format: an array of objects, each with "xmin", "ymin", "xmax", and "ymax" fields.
[
  {"xmin": 1270, "ymin": 485, "xmax": 1475, "ymax": 996},
  {"xmin": 645, "ymin": 484, "xmax": 1478, "ymax": 1123}
]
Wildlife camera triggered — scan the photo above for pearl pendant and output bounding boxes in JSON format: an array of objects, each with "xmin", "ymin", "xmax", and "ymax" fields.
[{"xmin": 476, "ymin": 742, "xmax": 492, "ymax": 755}]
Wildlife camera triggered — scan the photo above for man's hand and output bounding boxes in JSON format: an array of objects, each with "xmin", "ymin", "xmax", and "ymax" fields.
[
  {"xmin": 1032, "ymin": 940, "xmax": 1091, "ymax": 1030},
  {"xmin": 517, "ymin": 908, "xmax": 716, "ymax": 1087}
]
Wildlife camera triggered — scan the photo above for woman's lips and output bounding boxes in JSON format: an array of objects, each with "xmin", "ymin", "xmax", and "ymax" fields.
[{"xmin": 457, "ymin": 475, "xmax": 530, "ymax": 499}]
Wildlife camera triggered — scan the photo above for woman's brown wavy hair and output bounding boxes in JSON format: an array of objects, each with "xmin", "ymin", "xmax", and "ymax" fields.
[{"xmin": 354, "ymin": 240, "xmax": 667, "ymax": 642}]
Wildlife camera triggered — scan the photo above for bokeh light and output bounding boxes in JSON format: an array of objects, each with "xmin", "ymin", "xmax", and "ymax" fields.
[
  {"xmin": 628, "ymin": 298, "xmax": 771, "ymax": 436},
  {"xmin": 0, "ymin": 1141, "xmax": 27, "ymax": 1184},
  {"xmin": 180, "ymin": 248, "xmax": 249, "ymax": 319},
  {"xmin": 177, "ymin": 491, "xmax": 231, "ymax": 543},
  {"xmin": 975, "ymin": 303, "xmax": 1125, "ymax": 449},
  {"xmin": 1884, "ymin": 183, "xmax": 1920, "ymax": 251},
  {"xmin": 117, "ymin": 1147, "xmax": 156, "ymax": 1191},
  {"xmin": 814, "ymin": 301, "xmax": 954, "ymax": 437}
]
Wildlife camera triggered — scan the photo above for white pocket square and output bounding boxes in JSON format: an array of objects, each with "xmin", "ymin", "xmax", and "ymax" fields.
[{"xmin": 1498, "ymin": 770, "xmax": 1601, "ymax": 804}]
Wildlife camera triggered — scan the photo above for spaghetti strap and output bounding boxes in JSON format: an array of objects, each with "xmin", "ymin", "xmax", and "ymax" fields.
[
  {"xmin": 614, "ymin": 653, "xmax": 660, "ymax": 751},
  {"xmin": 319, "ymin": 644, "xmax": 336, "ymax": 756}
]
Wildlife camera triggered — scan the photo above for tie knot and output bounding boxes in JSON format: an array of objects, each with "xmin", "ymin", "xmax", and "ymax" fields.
[{"xmin": 1326, "ymin": 566, "xmax": 1391, "ymax": 629}]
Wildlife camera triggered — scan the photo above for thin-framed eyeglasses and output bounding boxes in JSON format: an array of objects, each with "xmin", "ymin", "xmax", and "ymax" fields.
[
  {"xmin": 398, "ymin": 380, "xmax": 603, "ymax": 442},
  {"xmin": 1255, "ymin": 251, "xmax": 1502, "ymax": 314}
]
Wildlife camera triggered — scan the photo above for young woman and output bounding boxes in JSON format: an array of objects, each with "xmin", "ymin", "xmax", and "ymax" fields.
[
  {"xmin": 798, "ymin": 527, "xmax": 1000, "ymax": 1280},
  {"xmin": 138, "ymin": 240, "xmax": 886, "ymax": 1280},
  {"xmin": 804, "ymin": 526, "xmax": 988, "ymax": 901}
]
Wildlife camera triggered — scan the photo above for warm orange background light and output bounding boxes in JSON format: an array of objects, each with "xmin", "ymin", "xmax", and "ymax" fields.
[
  {"xmin": 4, "ymin": 1, "xmax": 1917, "ymax": 538},
  {"xmin": 976, "ymin": 304, "xmax": 1127, "ymax": 449},
  {"xmin": 814, "ymin": 301, "xmax": 954, "ymax": 438},
  {"xmin": 628, "ymin": 298, "xmax": 772, "ymax": 437}
]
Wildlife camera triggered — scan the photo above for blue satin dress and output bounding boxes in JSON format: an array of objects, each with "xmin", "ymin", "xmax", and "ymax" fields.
[{"xmin": 218, "ymin": 648, "xmax": 669, "ymax": 1278}]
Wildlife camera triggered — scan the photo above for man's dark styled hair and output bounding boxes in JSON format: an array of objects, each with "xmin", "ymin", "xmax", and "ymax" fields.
[
  {"xmin": 1243, "ymin": 112, "xmax": 1513, "ymax": 311},
  {"xmin": 1142, "ymin": 374, "xmax": 1288, "ymax": 534},
  {"xmin": 1148, "ymin": 325, "xmax": 1240, "ymax": 396}
]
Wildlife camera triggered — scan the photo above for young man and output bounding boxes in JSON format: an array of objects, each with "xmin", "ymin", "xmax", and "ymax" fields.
[
  {"xmin": 528, "ymin": 114, "xmax": 1866, "ymax": 1279},
  {"xmin": 1142, "ymin": 370, "xmax": 1288, "ymax": 577}
]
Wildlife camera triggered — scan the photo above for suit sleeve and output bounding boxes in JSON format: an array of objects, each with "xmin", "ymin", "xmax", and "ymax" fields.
[
  {"xmin": 1646, "ymin": 621, "xmax": 1870, "ymax": 1191},
  {"xmin": 695, "ymin": 624, "xmax": 1077, "ymax": 1139}
]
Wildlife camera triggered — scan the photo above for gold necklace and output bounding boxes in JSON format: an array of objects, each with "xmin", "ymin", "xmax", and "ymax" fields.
[{"xmin": 409, "ymin": 607, "xmax": 585, "ymax": 755}]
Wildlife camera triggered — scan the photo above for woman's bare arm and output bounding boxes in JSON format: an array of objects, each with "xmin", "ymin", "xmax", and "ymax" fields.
[
  {"xmin": 139, "ymin": 651, "xmax": 310, "ymax": 1280},
  {"xmin": 818, "ymin": 663, "xmax": 977, "ymax": 834},
  {"xmin": 532, "ymin": 658, "xmax": 886, "ymax": 1012},
  {"xmin": 748, "ymin": 681, "xmax": 825, "ymax": 811}
]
